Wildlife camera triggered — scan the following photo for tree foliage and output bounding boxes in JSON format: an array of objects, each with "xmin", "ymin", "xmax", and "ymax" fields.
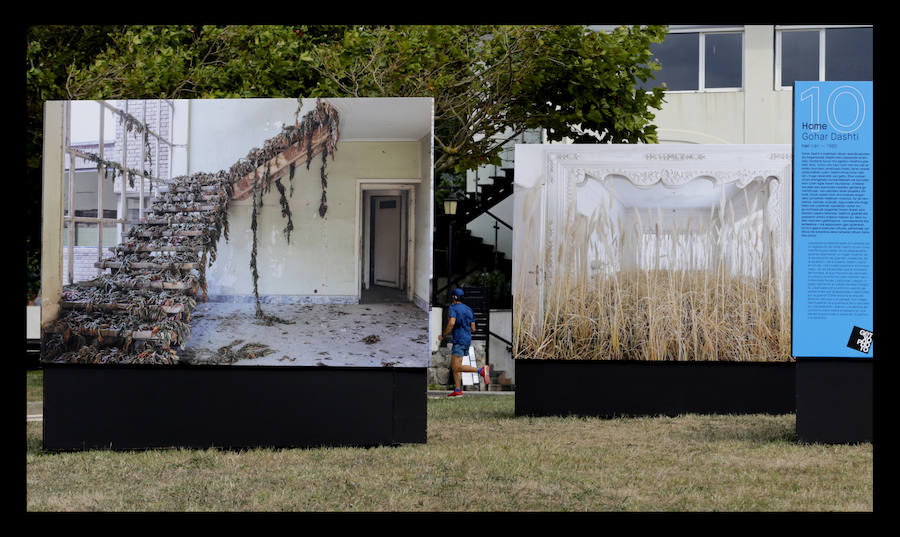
[
  {"xmin": 305, "ymin": 25, "xmax": 668, "ymax": 176},
  {"xmin": 58, "ymin": 24, "xmax": 667, "ymax": 178},
  {"xmin": 63, "ymin": 25, "xmax": 343, "ymax": 100}
]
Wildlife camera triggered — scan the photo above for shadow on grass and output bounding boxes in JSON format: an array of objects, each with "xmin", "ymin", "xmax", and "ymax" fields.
[
  {"xmin": 521, "ymin": 411, "xmax": 798, "ymax": 445},
  {"xmin": 26, "ymin": 423, "xmax": 43, "ymax": 455},
  {"xmin": 670, "ymin": 414, "xmax": 798, "ymax": 444}
]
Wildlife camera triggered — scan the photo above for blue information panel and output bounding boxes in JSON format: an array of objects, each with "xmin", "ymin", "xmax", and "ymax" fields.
[{"xmin": 793, "ymin": 81, "xmax": 874, "ymax": 358}]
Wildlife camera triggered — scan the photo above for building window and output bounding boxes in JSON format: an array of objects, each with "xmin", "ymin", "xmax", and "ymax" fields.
[
  {"xmin": 640, "ymin": 28, "xmax": 743, "ymax": 92},
  {"xmin": 62, "ymin": 100, "xmax": 179, "ymax": 284},
  {"xmin": 704, "ymin": 33, "xmax": 743, "ymax": 89},
  {"xmin": 776, "ymin": 26, "xmax": 872, "ymax": 89}
]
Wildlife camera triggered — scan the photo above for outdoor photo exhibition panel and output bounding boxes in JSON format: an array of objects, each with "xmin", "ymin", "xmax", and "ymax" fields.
[
  {"xmin": 41, "ymin": 98, "xmax": 434, "ymax": 449},
  {"xmin": 512, "ymin": 144, "xmax": 796, "ymax": 417},
  {"xmin": 792, "ymin": 81, "xmax": 873, "ymax": 444}
]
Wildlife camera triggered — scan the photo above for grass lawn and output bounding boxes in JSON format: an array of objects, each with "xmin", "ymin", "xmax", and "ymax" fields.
[{"xmin": 25, "ymin": 370, "xmax": 873, "ymax": 512}]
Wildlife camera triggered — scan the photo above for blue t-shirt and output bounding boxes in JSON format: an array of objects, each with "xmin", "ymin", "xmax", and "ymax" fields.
[{"xmin": 449, "ymin": 302, "xmax": 475, "ymax": 346}]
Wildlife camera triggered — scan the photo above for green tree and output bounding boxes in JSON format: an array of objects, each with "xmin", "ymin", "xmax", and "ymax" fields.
[
  {"xmin": 305, "ymin": 25, "xmax": 668, "ymax": 178},
  {"xmin": 64, "ymin": 25, "xmax": 345, "ymax": 100}
]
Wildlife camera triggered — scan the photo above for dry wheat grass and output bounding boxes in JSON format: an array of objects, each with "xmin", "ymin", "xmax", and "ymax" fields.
[{"xmin": 515, "ymin": 189, "xmax": 791, "ymax": 362}]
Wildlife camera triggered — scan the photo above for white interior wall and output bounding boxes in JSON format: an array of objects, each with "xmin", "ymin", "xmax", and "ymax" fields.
[
  {"xmin": 185, "ymin": 99, "xmax": 427, "ymax": 300},
  {"xmin": 580, "ymin": 180, "xmax": 628, "ymax": 273}
]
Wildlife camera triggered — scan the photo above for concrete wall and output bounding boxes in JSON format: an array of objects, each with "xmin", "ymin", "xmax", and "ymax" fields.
[
  {"xmin": 428, "ymin": 310, "xmax": 514, "ymax": 387},
  {"xmin": 653, "ymin": 26, "xmax": 794, "ymax": 145},
  {"xmin": 62, "ymin": 247, "xmax": 113, "ymax": 284},
  {"xmin": 487, "ymin": 309, "xmax": 513, "ymax": 384}
]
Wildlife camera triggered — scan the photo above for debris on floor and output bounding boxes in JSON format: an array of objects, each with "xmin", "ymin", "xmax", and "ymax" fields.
[
  {"xmin": 182, "ymin": 302, "xmax": 429, "ymax": 368},
  {"xmin": 208, "ymin": 340, "xmax": 275, "ymax": 364}
]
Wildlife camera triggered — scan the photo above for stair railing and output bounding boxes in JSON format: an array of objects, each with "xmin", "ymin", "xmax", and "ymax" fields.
[{"xmin": 483, "ymin": 210, "xmax": 512, "ymax": 272}]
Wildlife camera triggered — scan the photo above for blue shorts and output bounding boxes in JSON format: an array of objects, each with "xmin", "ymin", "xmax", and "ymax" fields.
[{"xmin": 451, "ymin": 343, "xmax": 470, "ymax": 357}]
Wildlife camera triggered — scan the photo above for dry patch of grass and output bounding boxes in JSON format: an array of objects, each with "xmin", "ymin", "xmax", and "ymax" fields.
[{"xmin": 26, "ymin": 393, "xmax": 872, "ymax": 512}]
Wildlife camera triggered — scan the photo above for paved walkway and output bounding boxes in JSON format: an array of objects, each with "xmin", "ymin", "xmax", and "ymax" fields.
[
  {"xmin": 27, "ymin": 401, "xmax": 42, "ymax": 422},
  {"xmin": 427, "ymin": 390, "xmax": 514, "ymax": 398}
]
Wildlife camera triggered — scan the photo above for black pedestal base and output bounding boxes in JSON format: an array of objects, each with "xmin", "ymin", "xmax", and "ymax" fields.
[
  {"xmin": 43, "ymin": 365, "xmax": 426, "ymax": 451},
  {"xmin": 796, "ymin": 358, "xmax": 872, "ymax": 444},
  {"xmin": 515, "ymin": 359, "xmax": 796, "ymax": 418}
]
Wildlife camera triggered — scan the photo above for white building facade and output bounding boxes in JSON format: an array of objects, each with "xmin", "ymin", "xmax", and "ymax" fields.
[{"xmin": 645, "ymin": 25, "xmax": 872, "ymax": 145}]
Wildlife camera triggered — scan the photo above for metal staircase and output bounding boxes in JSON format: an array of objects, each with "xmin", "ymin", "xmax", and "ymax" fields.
[{"xmin": 433, "ymin": 167, "xmax": 514, "ymax": 308}]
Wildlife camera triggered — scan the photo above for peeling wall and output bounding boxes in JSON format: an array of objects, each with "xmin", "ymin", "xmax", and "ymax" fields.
[{"xmin": 186, "ymin": 99, "xmax": 428, "ymax": 299}]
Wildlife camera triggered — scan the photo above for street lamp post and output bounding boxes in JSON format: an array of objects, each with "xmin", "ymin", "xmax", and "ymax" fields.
[{"xmin": 443, "ymin": 191, "xmax": 461, "ymax": 303}]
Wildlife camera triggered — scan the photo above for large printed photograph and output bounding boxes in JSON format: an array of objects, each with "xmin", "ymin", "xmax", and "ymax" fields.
[
  {"xmin": 512, "ymin": 144, "xmax": 794, "ymax": 363},
  {"xmin": 40, "ymin": 97, "xmax": 434, "ymax": 368}
]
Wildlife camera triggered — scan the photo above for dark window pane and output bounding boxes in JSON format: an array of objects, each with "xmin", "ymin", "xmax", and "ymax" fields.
[
  {"xmin": 826, "ymin": 27, "xmax": 872, "ymax": 81},
  {"xmin": 781, "ymin": 30, "xmax": 820, "ymax": 87},
  {"xmin": 645, "ymin": 33, "xmax": 700, "ymax": 91},
  {"xmin": 705, "ymin": 33, "xmax": 742, "ymax": 88}
]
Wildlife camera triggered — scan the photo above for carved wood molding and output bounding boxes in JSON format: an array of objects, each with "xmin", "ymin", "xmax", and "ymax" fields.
[{"xmin": 573, "ymin": 167, "xmax": 787, "ymax": 190}]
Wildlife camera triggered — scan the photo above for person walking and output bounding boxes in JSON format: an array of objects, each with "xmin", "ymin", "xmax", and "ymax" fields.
[{"xmin": 438, "ymin": 287, "xmax": 489, "ymax": 397}]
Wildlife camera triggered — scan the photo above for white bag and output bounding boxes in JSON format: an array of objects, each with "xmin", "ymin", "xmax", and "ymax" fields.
[{"xmin": 461, "ymin": 345, "xmax": 479, "ymax": 386}]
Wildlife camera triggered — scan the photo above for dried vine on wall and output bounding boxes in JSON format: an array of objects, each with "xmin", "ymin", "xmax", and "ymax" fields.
[{"xmin": 242, "ymin": 98, "xmax": 339, "ymax": 320}]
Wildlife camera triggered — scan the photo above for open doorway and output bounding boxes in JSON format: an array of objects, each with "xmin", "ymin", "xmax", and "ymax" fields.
[{"xmin": 361, "ymin": 186, "xmax": 413, "ymax": 304}]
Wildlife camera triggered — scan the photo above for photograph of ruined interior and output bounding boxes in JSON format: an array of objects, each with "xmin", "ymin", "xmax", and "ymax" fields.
[
  {"xmin": 513, "ymin": 144, "xmax": 793, "ymax": 363},
  {"xmin": 40, "ymin": 97, "xmax": 434, "ymax": 369}
]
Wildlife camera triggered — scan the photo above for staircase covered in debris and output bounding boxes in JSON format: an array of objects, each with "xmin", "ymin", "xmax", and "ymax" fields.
[{"xmin": 42, "ymin": 172, "xmax": 235, "ymax": 365}]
